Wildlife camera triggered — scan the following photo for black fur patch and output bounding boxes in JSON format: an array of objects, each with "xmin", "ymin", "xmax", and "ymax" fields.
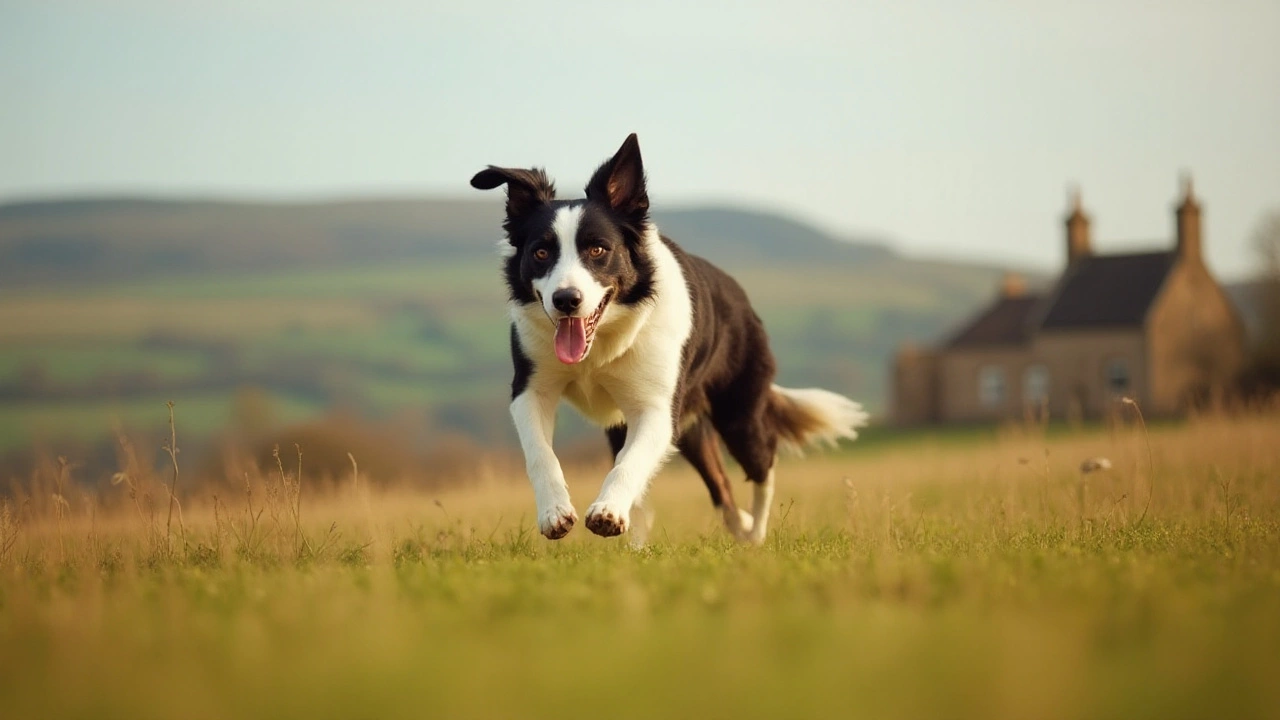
[
  {"xmin": 501, "ymin": 201, "xmax": 570, "ymax": 305},
  {"xmin": 469, "ymin": 166, "xmax": 557, "ymax": 239},
  {"xmin": 509, "ymin": 323, "xmax": 533, "ymax": 399},
  {"xmin": 585, "ymin": 133, "xmax": 649, "ymax": 221},
  {"xmin": 572, "ymin": 204, "xmax": 655, "ymax": 306},
  {"xmin": 664, "ymin": 237, "xmax": 780, "ymax": 484}
]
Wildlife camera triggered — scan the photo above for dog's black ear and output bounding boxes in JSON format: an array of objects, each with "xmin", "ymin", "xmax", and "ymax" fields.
[
  {"xmin": 585, "ymin": 133, "xmax": 648, "ymax": 219},
  {"xmin": 470, "ymin": 166, "xmax": 556, "ymax": 222}
]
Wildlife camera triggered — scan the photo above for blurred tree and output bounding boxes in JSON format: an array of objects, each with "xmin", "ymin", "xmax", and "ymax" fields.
[{"xmin": 1240, "ymin": 211, "xmax": 1280, "ymax": 395}]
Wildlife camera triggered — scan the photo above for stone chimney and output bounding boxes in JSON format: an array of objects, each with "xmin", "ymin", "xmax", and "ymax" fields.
[
  {"xmin": 1175, "ymin": 173, "xmax": 1202, "ymax": 265},
  {"xmin": 1000, "ymin": 272, "xmax": 1027, "ymax": 299},
  {"xmin": 1064, "ymin": 186, "xmax": 1091, "ymax": 266}
]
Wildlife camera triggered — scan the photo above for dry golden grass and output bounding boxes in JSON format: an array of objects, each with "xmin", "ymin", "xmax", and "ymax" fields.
[{"xmin": 1, "ymin": 410, "xmax": 1279, "ymax": 719}]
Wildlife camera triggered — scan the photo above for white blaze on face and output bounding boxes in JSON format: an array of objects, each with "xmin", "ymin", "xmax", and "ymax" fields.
[
  {"xmin": 529, "ymin": 205, "xmax": 612, "ymax": 365},
  {"xmin": 531, "ymin": 205, "xmax": 609, "ymax": 320}
]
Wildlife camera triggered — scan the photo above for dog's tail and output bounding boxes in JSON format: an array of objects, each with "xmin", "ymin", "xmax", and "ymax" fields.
[{"xmin": 767, "ymin": 385, "xmax": 869, "ymax": 455}]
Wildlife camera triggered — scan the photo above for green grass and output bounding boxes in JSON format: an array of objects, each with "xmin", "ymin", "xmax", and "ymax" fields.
[
  {"xmin": 3, "ymin": 526, "xmax": 1276, "ymax": 719},
  {"xmin": 0, "ymin": 343, "xmax": 210, "ymax": 384},
  {"xmin": 0, "ymin": 391, "xmax": 325, "ymax": 452},
  {"xmin": 2, "ymin": 414, "xmax": 1278, "ymax": 719}
]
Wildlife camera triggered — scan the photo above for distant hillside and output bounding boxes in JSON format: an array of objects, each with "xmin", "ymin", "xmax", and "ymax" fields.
[
  {"xmin": 0, "ymin": 197, "xmax": 501, "ymax": 285},
  {"xmin": 655, "ymin": 207, "xmax": 894, "ymax": 267},
  {"xmin": 0, "ymin": 195, "xmax": 1023, "ymax": 468},
  {"xmin": 0, "ymin": 197, "xmax": 893, "ymax": 287}
]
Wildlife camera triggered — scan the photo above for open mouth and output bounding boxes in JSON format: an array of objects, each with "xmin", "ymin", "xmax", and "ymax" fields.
[{"xmin": 553, "ymin": 290, "xmax": 613, "ymax": 364}]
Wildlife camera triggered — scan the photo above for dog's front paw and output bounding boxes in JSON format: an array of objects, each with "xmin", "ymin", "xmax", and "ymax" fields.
[
  {"xmin": 538, "ymin": 504, "xmax": 578, "ymax": 540},
  {"xmin": 584, "ymin": 502, "xmax": 629, "ymax": 537}
]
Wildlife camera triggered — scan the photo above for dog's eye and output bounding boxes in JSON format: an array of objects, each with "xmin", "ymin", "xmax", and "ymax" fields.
[
  {"xmin": 587, "ymin": 245, "xmax": 608, "ymax": 259},
  {"xmin": 533, "ymin": 248, "xmax": 550, "ymax": 262}
]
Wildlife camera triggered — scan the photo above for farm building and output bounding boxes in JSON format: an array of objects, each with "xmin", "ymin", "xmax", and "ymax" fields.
[{"xmin": 893, "ymin": 178, "xmax": 1246, "ymax": 424}]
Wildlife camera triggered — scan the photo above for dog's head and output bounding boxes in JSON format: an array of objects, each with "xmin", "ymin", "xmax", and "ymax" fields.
[{"xmin": 471, "ymin": 134, "xmax": 655, "ymax": 364}]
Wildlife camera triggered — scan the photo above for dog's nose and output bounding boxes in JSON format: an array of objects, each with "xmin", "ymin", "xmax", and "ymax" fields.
[{"xmin": 552, "ymin": 288, "xmax": 583, "ymax": 314}]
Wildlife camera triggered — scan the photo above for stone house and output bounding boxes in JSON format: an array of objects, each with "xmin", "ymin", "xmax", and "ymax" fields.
[{"xmin": 893, "ymin": 179, "xmax": 1246, "ymax": 424}]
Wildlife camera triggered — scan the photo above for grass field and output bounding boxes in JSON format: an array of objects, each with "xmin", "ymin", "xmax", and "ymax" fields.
[{"xmin": 2, "ymin": 412, "xmax": 1278, "ymax": 719}]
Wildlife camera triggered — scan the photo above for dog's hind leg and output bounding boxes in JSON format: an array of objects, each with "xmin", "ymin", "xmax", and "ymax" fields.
[
  {"xmin": 746, "ymin": 461, "xmax": 776, "ymax": 545},
  {"xmin": 676, "ymin": 419, "xmax": 752, "ymax": 540},
  {"xmin": 627, "ymin": 497, "xmax": 655, "ymax": 549},
  {"xmin": 715, "ymin": 413, "xmax": 779, "ymax": 546}
]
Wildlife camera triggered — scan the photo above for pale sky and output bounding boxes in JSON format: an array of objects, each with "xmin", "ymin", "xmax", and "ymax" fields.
[{"xmin": 2, "ymin": 0, "xmax": 1278, "ymax": 279}]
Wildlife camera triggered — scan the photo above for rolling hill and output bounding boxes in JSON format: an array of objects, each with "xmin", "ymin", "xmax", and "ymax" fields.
[
  {"xmin": 0, "ymin": 197, "xmax": 893, "ymax": 286},
  {"xmin": 0, "ymin": 196, "xmax": 1018, "ymax": 469}
]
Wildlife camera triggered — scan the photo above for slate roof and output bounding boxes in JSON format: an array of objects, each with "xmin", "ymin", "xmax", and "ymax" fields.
[
  {"xmin": 945, "ymin": 250, "xmax": 1178, "ymax": 349},
  {"xmin": 1038, "ymin": 251, "xmax": 1176, "ymax": 329},
  {"xmin": 946, "ymin": 295, "xmax": 1043, "ymax": 348}
]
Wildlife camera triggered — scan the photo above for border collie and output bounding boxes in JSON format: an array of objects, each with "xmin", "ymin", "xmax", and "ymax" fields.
[{"xmin": 471, "ymin": 134, "xmax": 867, "ymax": 544}]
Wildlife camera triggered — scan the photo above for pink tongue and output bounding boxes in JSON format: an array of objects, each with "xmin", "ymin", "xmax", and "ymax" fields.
[{"xmin": 555, "ymin": 317, "xmax": 588, "ymax": 364}]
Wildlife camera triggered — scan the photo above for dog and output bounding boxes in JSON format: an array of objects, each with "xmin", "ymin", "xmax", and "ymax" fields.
[{"xmin": 471, "ymin": 134, "xmax": 867, "ymax": 544}]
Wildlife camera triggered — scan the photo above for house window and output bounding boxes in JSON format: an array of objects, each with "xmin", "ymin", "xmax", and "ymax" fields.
[
  {"xmin": 978, "ymin": 366, "xmax": 1006, "ymax": 407},
  {"xmin": 1023, "ymin": 364, "xmax": 1050, "ymax": 405},
  {"xmin": 1106, "ymin": 359, "xmax": 1130, "ymax": 394}
]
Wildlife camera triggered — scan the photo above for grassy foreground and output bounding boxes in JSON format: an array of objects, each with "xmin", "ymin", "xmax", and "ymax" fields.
[{"xmin": 2, "ymin": 414, "xmax": 1279, "ymax": 719}]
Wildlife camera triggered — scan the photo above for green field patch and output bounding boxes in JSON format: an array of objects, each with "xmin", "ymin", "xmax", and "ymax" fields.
[
  {"xmin": 432, "ymin": 312, "xmax": 512, "ymax": 359},
  {"xmin": 0, "ymin": 391, "xmax": 324, "ymax": 452},
  {"xmin": 356, "ymin": 376, "xmax": 498, "ymax": 410},
  {"xmin": 248, "ymin": 325, "xmax": 469, "ymax": 376},
  {"xmin": 0, "ymin": 343, "xmax": 211, "ymax": 385},
  {"xmin": 113, "ymin": 259, "xmax": 503, "ymax": 302},
  {"xmin": 759, "ymin": 305, "xmax": 878, "ymax": 339}
]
